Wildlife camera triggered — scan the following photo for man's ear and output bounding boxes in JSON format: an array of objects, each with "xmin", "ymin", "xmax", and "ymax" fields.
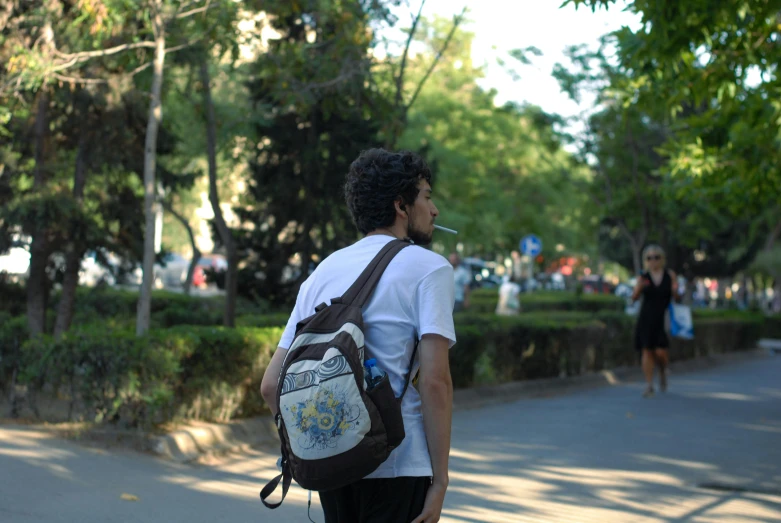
[{"xmin": 394, "ymin": 199, "xmax": 408, "ymax": 217}]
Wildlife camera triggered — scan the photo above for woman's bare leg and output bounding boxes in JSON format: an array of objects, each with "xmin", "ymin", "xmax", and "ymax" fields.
[
  {"xmin": 655, "ymin": 348, "xmax": 669, "ymax": 392},
  {"xmin": 642, "ymin": 349, "xmax": 655, "ymax": 397}
]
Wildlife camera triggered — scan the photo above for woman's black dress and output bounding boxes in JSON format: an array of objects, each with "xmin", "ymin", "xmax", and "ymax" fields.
[{"xmin": 635, "ymin": 270, "xmax": 672, "ymax": 351}]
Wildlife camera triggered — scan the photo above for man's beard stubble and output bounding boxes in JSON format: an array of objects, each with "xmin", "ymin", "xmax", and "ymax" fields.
[{"xmin": 406, "ymin": 222, "xmax": 433, "ymax": 246}]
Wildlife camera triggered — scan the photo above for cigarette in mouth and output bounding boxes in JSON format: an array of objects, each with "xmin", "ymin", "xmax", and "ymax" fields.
[{"xmin": 434, "ymin": 224, "xmax": 458, "ymax": 235}]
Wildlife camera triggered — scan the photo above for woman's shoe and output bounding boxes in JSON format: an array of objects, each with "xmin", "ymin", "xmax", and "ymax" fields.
[{"xmin": 643, "ymin": 387, "xmax": 655, "ymax": 398}]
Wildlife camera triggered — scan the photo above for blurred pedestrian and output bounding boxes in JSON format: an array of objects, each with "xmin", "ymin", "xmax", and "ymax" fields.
[
  {"xmin": 631, "ymin": 245, "xmax": 679, "ymax": 398},
  {"xmin": 449, "ymin": 253, "xmax": 471, "ymax": 312},
  {"xmin": 496, "ymin": 274, "xmax": 521, "ymax": 316}
]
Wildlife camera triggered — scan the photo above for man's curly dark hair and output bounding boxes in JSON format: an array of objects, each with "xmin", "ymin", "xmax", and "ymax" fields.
[{"xmin": 344, "ymin": 148, "xmax": 433, "ymax": 235}]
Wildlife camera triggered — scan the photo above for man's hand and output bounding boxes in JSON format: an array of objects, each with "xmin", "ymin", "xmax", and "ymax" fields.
[{"xmin": 411, "ymin": 482, "xmax": 447, "ymax": 523}]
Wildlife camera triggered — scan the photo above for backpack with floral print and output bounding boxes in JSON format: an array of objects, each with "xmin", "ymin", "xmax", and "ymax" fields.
[{"xmin": 261, "ymin": 239, "xmax": 417, "ymax": 508}]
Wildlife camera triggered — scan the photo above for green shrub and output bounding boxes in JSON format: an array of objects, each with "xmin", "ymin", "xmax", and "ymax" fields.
[
  {"xmin": 21, "ymin": 325, "xmax": 180, "ymax": 427},
  {"xmin": 15, "ymin": 323, "xmax": 283, "ymax": 427},
  {"xmin": 0, "ymin": 279, "xmax": 26, "ymax": 316},
  {"xmin": 0, "ymin": 315, "xmax": 29, "ymax": 390},
  {"xmin": 236, "ymin": 313, "xmax": 290, "ymax": 328},
  {"xmin": 762, "ymin": 316, "xmax": 781, "ymax": 339},
  {"xmin": 153, "ymin": 305, "xmax": 223, "ymax": 328},
  {"xmin": 468, "ymin": 289, "xmax": 624, "ymax": 314},
  {"xmin": 450, "ymin": 309, "xmax": 765, "ymax": 389},
  {"xmin": 452, "ymin": 313, "xmax": 608, "ymax": 388},
  {"xmin": 669, "ymin": 315, "xmax": 765, "ymax": 361},
  {"xmin": 161, "ymin": 326, "xmax": 283, "ymax": 422}
]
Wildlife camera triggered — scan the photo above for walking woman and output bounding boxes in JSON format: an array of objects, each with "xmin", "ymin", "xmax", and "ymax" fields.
[{"xmin": 631, "ymin": 245, "xmax": 678, "ymax": 398}]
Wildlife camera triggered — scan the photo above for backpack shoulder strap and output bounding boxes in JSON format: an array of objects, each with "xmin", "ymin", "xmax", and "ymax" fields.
[
  {"xmin": 260, "ymin": 444, "xmax": 293, "ymax": 509},
  {"xmin": 339, "ymin": 239, "xmax": 410, "ymax": 308}
]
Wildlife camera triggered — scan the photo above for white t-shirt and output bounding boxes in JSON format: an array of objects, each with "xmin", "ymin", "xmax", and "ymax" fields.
[{"xmin": 277, "ymin": 235, "xmax": 457, "ymax": 478}]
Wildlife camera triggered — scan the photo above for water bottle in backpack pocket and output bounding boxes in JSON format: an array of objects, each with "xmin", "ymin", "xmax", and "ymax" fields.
[{"xmin": 364, "ymin": 358, "xmax": 405, "ymax": 449}]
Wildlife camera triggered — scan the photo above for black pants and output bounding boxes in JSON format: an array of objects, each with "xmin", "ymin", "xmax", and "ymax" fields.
[{"xmin": 319, "ymin": 476, "xmax": 431, "ymax": 523}]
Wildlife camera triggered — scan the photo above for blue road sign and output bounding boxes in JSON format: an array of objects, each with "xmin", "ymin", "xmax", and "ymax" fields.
[{"xmin": 520, "ymin": 234, "xmax": 543, "ymax": 257}]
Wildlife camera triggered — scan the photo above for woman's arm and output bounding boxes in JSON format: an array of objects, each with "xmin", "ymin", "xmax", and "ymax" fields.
[
  {"xmin": 631, "ymin": 276, "xmax": 648, "ymax": 303},
  {"xmin": 669, "ymin": 270, "xmax": 680, "ymax": 303}
]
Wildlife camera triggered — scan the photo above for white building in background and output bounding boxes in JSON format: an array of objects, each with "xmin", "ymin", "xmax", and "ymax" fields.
[{"xmin": 0, "ymin": 246, "xmax": 30, "ymax": 279}]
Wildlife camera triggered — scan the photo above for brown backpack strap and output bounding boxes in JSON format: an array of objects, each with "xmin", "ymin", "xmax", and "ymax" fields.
[
  {"xmin": 340, "ymin": 239, "xmax": 411, "ymax": 308},
  {"xmin": 260, "ymin": 444, "xmax": 292, "ymax": 509}
]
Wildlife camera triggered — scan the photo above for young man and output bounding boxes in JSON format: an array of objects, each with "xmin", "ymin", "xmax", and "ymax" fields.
[{"xmin": 260, "ymin": 148, "xmax": 456, "ymax": 523}]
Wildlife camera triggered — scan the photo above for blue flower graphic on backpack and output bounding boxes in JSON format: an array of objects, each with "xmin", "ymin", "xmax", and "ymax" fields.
[{"xmin": 289, "ymin": 387, "xmax": 360, "ymax": 450}]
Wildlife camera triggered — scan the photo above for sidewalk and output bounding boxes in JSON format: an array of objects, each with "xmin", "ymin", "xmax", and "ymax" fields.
[{"xmin": 150, "ymin": 347, "xmax": 774, "ymax": 463}]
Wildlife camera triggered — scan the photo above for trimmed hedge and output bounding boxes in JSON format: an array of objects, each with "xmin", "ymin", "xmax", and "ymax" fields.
[
  {"xmin": 469, "ymin": 289, "xmax": 624, "ymax": 314},
  {"xmin": 9, "ymin": 324, "xmax": 282, "ymax": 428},
  {"xmin": 2, "ymin": 280, "xmax": 777, "ymax": 428},
  {"xmin": 451, "ymin": 313, "xmax": 608, "ymax": 387},
  {"xmin": 449, "ymin": 310, "xmax": 766, "ymax": 389}
]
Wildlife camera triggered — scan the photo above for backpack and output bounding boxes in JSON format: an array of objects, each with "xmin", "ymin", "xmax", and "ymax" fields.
[{"xmin": 261, "ymin": 239, "xmax": 418, "ymax": 508}]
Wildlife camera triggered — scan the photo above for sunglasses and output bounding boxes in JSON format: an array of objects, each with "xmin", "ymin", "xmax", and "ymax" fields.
[{"xmin": 646, "ymin": 255, "xmax": 662, "ymax": 261}]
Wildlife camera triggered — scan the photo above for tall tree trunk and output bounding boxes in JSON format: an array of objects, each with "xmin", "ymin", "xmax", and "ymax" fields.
[
  {"xmin": 27, "ymin": 91, "xmax": 50, "ymax": 337},
  {"xmin": 199, "ymin": 56, "xmax": 237, "ymax": 327},
  {"xmin": 54, "ymin": 135, "xmax": 88, "ymax": 338},
  {"xmin": 163, "ymin": 201, "xmax": 201, "ymax": 295},
  {"xmin": 765, "ymin": 217, "xmax": 781, "ymax": 313},
  {"xmin": 136, "ymin": 2, "xmax": 166, "ymax": 336}
]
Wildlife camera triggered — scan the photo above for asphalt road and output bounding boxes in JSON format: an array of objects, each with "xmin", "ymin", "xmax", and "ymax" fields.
[{"xmin": 2, "ymin": 355, "xmax": 780, "ymax": 523}]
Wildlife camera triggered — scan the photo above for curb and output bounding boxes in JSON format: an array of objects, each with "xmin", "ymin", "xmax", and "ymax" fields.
[
  {"xmin": 152, "ymin": 348, "xmax": 775, "ymax": 463},
  {"xmin": 153, "ymin": 416, "xmax": 278, "ymax": 462}
]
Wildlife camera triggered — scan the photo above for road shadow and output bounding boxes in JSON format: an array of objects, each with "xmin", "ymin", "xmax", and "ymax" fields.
[{"xmin": 441, "ymin": 356, "xmax": 781, "ymax": 522}]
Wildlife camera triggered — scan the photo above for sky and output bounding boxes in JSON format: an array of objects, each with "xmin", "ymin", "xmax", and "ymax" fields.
[{"xmin": 387, "ymin": 0, "xmax": 641, "ymax": 123}]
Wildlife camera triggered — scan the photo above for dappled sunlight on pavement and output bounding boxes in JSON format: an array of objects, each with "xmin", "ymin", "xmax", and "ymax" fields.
[
  {"xmin": 1, "ymin": 356, "xmax": 780, "ymax": 522},
  {"xmin": 440, "ymin": 356, "xmax": 781, "ymax": 523}
]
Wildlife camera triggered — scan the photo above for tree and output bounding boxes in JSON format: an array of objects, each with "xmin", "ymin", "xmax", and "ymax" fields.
[
  {"xmin": 237, "ymin": 0, "xmax": 394, "ymax": 306},
  {"xmin": 565, "ymin": 0, "xmax": 781, "ymax": 297},
  {"xmin": 398, "ymin": 20, "xmax": 593, "ymax": 260},
  {"xmin": 2, "ymin": 0, "xmax": 241, "ymax": 334},
  {"xmin": 554, "ymin": 39, "xmax": 774, "ymax": 278},
  {"xmin": 136, "ymin": 0, "xmax": 167, "ymax": 335},
  {"xmin": 380, "ymin": 1, "xmax": 467, "ymax": 149},
  {"xmin": 199, "ymin": 55, "xmax": 239, "ymax": 325}
]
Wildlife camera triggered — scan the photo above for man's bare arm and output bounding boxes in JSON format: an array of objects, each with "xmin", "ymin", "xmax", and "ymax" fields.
[
  {"xmin": 260, "ymin": 348, "xmax": 288, "ymax": 416},
  {"xmin": 411, "ymin": 333, "xmax": 453, "ymax": 523}
]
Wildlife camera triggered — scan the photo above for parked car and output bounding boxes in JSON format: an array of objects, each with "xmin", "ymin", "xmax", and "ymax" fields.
[
  {"xmin": 580, "ymin": 275, "xmax": 615, "ymax": 294},
  {"xmin": 155, "ymin": 253, "xmax": 191, "ymax": 289},
  {"xmin": 197, "ymin": 254, "xmax": 227, "ymax": 288},
  {"xmin": 537, "ymin": 272, "xmax": 567, "ymax": 291},
  {"xmin": 462, "ymin": 257, "xmax": 502, "ymax": 289}
]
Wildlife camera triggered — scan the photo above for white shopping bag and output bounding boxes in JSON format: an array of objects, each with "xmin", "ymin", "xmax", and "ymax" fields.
[{"xmin": 669, "ymin": 303, "xmax": 694, "ymax": 339}]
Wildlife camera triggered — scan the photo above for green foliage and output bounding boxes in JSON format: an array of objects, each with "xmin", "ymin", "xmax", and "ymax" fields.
[
  {"xmin": 0, "ymin": 315, "xmax": 29, "ymax": 389},
  {"xmin": 451, "ymin": 308, "xmax": 765, "ymax": 388},
  {"xmin": 21, "ymin": 325, "xmax": 180, "ymax": 426},
  {"xmin": 565, "ymin": 0, "xmax": 781, "ymax": 238},
  {"xmin": 235, "ymin": 313, "xmax": 290, "ymax": 328},
  {"xmin": 162, "ymin": 325, "xmax": 282, "ymax": 422},
  {"xmin": 399, "ymin": 21, "xmax": 594, "ymax": 257},
  {"xmin": 236, "ymin": 1, "xmax": 392, "ymax": 306},
  {"xmin": 468, "ymin": 289, "xmax": 624, "ymax": 314},
  {"xmin": 14, "ymin": 323, "xmax": 283, "ymax": 426},
  {"xmin": 451, "ymin": 312, "xmax": 611, "ymax": 387},
  {"xmin": 553, "ymin": 32, "xmax": 776, "ymax": 276},
  {"xmin": 0, "ymin": 278, "xmax": 27, "ymax": 316}
]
